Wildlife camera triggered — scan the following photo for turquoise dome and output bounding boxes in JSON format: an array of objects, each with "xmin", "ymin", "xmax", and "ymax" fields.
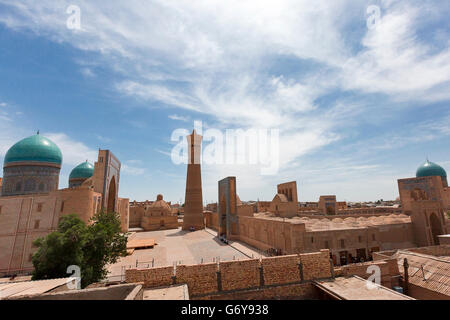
[
  {"xmin": 4, "ymin": 134, "xmax": 62, "ymax": 166},
  {"xmin": 416, "ymin": 160, "xmax": 447, "ymax": 178},
  {"xmin": 69, "ymin": 161, "xmax": 94, "ymax": 180}
]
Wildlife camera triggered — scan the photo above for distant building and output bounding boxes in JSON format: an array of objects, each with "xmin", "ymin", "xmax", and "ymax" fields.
[
  {"xmin": 205, "ymin": 159, "xmax": 450, "ymax": 266},
  {"xmin": 129, "ymin": 195, "xmax": 178, "ymax": 231}
]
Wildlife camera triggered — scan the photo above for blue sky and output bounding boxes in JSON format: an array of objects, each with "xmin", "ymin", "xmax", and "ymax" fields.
[{"xmin": 0, "ymin": 0, "xmax": 449, "ymax": 203}]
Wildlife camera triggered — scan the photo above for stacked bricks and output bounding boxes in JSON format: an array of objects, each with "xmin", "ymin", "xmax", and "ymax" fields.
[
  {"xmin": 176, "ymin": 263, "xmax": 218, "ymax": 296},
  {"xmin": 219, "ymin": 259, "xmax": 260, "ymax": 291},
  {"xmin": 125, "ymin": 250, "xmax": 334, "ymax": 296},
  {"xmin": 199, "ymin": 283, "xmax": 316, "ymax": 300},
  {"xmin": 338, "ymin": 260, "xmax": 392, "ymax": 287},
  {"xmin": 125, "ymin": 266, "xmax": 173, "ymax": 288},
  {"xmin": 262, "ymin": 255, "xmax": 301, "ymax": 285},
  {"xmin": 299, "ymin": 249, "xmax": 332, "ymax": 280}
]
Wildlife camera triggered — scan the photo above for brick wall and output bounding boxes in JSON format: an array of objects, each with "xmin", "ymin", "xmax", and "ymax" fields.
[
  {"xmin": 337, "ymin": 260, "xmax": 393, "ymax": 288},
  {"xmin": 125, "ymin": 250, "xmax": 333, "ymax": 297},
  {"xmin": 262, "ymin": 255, "xmax": 300, "ymax": 285},
  {"xmin": 300, "ymin": 250, "xmax": 332, "ymax": 280},
  {"xmin": 175, "ymin": 263, "xmax": 218, "ymax": 296},
  {"xmin": 125, "ymin": 266, "xmax": 173, "ymax": 288},
  {"xmin": 220, "ymin": 259, "xmax": 260, "ymax": 291},
  {"xmin": 199, "ymin": 283, "xmax": 318, "ymax": 300},
  {"xmin": 407, "ymin": 244, "xmax": 450, "ymax": 257}
]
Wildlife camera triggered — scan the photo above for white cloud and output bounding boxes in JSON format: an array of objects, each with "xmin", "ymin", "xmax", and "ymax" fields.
[
  {"xmin": 80, "ymin": 67, "xmax": 95, "ymax": 78},
  {"xmin": 340, "ymin": 2, "xmax": 450, "ymax": 102},
  {"xmin": 46, "ymin": 132, "xmax": 97, "ymax": 166},
  {"xmin": 122, "ymin": 164, "xmax": 145, "ymax": 176},
  {"xmin": 1, "ymin": 1, "xmax": 449, "ymax": 200},
  {"xmin": 168, "ymin": 114, "xmax": 190, "ymax": 122}
]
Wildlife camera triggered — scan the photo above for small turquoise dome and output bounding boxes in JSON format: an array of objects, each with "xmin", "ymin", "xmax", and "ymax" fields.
[
  {"xmin": 69, "ymin": 161, "xmax": 94, "ymax": 180},
  {"xmin": 4, "ymin": 134, "xmax": 62, "ymax": 166},
  {"xmin": 416, "ymin": 160, "xmax": 447, "ymax": 178}
]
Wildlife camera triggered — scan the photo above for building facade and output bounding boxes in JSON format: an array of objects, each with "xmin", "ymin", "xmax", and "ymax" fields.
[{"xmin": 0, "ymin": 134, "xmax": 129, "ymax": 276}]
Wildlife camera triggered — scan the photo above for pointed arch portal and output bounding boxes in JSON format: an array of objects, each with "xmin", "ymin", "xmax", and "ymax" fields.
[{"xmin": 107, "ymin": 176, "xmax": 117, "ymax": 213}]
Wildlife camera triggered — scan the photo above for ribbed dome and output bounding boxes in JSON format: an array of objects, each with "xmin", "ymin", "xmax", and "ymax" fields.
[
  {"xmin": 4, "ymin": 134, "xmax": 62, "ymax": 166},
  {"xmin": 69, "ymin": 161, "xmax": 94, "ymax": 180},
  {"xmin": 416, "ymin": 160, "xmax": 447, "ymax": 178}
]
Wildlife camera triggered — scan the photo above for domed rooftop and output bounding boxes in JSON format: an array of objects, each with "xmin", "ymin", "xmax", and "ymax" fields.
[
  {"xmin": 4, "ymin": 134, "xmax": 62, "ymax": 166},
  {"xmin": 151, "ymin": 195, "xmax": 171, "ymax": 210},
  {"xmin": 69, "ymin": 161, "xmax": 94, "ymax": 180},
  {"xmin": 416, "ymin": 160, "xmax": 447, "ymax": 178}
]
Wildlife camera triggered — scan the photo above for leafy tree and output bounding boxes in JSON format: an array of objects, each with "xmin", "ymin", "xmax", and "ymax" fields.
[
  {"xmin": 82, "ymin": 211, "xmax": 129, "ymax": 286},
  {"xmin": 32, "ymin": 214, "xmax": 86, "ymax": 281},
  {"xmin": 32, "ymin": 211, "xmax": 128, "ymax": 288}
]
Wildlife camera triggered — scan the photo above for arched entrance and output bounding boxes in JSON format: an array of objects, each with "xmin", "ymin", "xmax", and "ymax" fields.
[
  {"xmin": 107, "ymin": 176, "xmax": 116, "ymax": 213},
  {"xmin": 430, "ymin": 213, "xmax": 443, "ymax": 245}
]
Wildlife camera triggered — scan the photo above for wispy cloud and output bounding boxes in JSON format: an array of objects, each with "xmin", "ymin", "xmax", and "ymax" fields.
[
  {"xmin": 80, "ymin": 67, "xmax": 95, "ymax": 78},
  {"xmin": 168, "ymin": 114, "xmax": 190, "ymax": 122},
  {"xmin": 46, "ymin": 132, "xmax": 98, "ymax": 166},
  {"xmin": 0, "ymin": 1, "xmax": 449, "ymax": 201},
  {"xmin": 122, "ymin": 163, "xmax": 145, "ymax": 176}
]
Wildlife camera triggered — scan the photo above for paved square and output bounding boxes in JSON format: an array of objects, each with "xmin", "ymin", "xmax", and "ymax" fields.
[{"xmin": 107, "ymin": 228, "xmax": 262, "ymax": 279}]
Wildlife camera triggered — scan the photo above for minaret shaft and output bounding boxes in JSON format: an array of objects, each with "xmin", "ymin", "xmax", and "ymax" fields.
[{"xmin": 182, "ymin": 130, "xmax": 205, "ymax": 231}]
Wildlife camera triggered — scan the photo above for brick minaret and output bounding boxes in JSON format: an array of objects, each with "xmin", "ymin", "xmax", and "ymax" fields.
[{"xmin": 182, "ymin": 130, "xmax": 205, "ymax": 231}]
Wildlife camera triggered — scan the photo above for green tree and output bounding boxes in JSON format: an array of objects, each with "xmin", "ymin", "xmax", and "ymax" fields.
[
  {"xmin": 32, "ymin": 211, "xmax": 128, "ymax": 288},
  {"xmin": 82, "ymin": 211, "xmax": 129, "ymax": 286},
  {"xmin": 32, "ymin": 214, "xmax": 86, "ymax": 281}
]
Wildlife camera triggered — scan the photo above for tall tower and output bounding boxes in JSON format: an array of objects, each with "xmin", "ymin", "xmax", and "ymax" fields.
[{"xmin": 182, "ymin": 130, "xmax": 205, "ymax": 231}]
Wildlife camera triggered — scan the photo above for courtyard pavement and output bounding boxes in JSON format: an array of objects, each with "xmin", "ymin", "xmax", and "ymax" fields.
[{"xmin": 106, "ymin": 228, "xmax": 264, "ymax": 280}]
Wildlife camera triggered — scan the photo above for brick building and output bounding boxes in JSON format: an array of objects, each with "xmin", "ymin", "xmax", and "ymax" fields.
[{"xmin": 0, "ymin": 134, "xmax": 129, "ymax": 276}]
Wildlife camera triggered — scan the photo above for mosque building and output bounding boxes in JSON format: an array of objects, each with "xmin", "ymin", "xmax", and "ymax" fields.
[
  {"xmin": 1, "ymin": 133, "xmax": 62, "ymax": 196},
  {"xmin": 206, "ymin": 159, "xmax": 450, "ymax": 265},
  {"xmin": 68, "ymin": 161, "xmax": 95, "ymax": 188},
  {"xmin": 0, "ymin": 133, "xmax": 129, "ymax": 276}
]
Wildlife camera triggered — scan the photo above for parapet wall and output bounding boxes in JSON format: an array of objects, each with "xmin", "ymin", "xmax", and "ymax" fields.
[
  {"xmin": 220, "ymin": 259, "xmax": 260, "ymax": 291},
  {"xmin": 176, "ymin": 263, "xmax": 218, "ymax": 296},
  {"xmin": 200, "ymin": 282, "xmax": 318, "ymax": 300},
  {"xmin": 126, "ymin": 250, "xmax": 332, "ymax": 298},
  {"xmin": 126, "ymin": 266, "xmax": 173, "ymax": 288},
  {"xmin": 406, "ymin": 244, "xmax": 450, "ymax": 257},
  {"xmin": 334, "ymin": 259, "xmax": 399, "ymax": 288}
]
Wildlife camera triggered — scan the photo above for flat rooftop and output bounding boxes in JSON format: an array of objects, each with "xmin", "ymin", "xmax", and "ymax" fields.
[
  {"xmin": 314, "ymin": 276, "xmax": 414, "ymax": 300},
  {"xmin": 107, "ymin": 228, "xmax": 262, "ymax": 280},
  {"xmin": 0, "ymin": 278, "xmax": 69, "ymax": 299},
  {"xmin": 143, "ymin": 284, "xmax": 189, "ymax": 300}
]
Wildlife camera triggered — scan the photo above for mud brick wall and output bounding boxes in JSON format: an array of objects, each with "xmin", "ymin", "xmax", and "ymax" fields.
[
  {"xmin": 408, "ymin": 245, "xmax": 450, "ymax": 257},
  {"xmin": 300, "ymin": 249, "xmax": 332, "ymax": 280},
  {"xmin": 197, "ymin": 283, "xmax": 318, "ymax": 300},
  {"xmin": 220, "ymin": 259, "xmax": 260, "ymax": 291},
  {"xmin": 338, "ymin": 260, "xmax": 393, "ymax": 288},
  {"xmin": 125, "ymin": 266, "xmax": 173, "ymax": 288},
  {"xmin": 125, "ymin": 250, "xmax": 335, "ymax": 295},
  {"xmin": 262, "ymin": 255, "xmax": 301, "ymax": 285},
  {"xmin": 176, "ymin": 263, "xmax": 218, "ymax": 296}
]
